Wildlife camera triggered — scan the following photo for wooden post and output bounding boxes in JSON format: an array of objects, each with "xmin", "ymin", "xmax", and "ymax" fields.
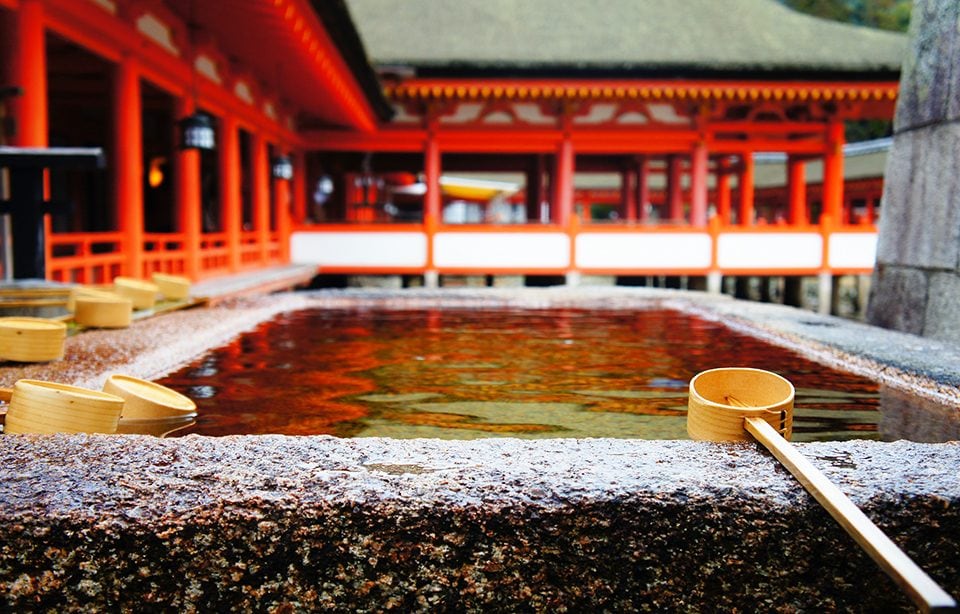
[
  {"xmin": 175, "ymin": 98, "xmax": 201, "ymax": 280},
  {"xmin": 554, "ymin": 135, "xmax": 574, "ymax": 227},
  {"xmin": 690, "ymin": 141, "xmax": 708, "ymax": 227},
  {"xmin": 667, "ymin": 154, "xmax": 683, "ymax": 222},
  {"xmin": 622, "ymin": 165, "xmax": 637, "ymax": 222},
  {"xmin": 219, "ymin": 114, "xmax": 241, "ymax": 272},
  {"xmin": 526, "ymin": 155, "xmax": 545, "ymax": 223},
  {"xmin": 252, "ymin": 131, "xmax": 269, "ymax": 263},
  {"xmin": 114, "ymin": 56, "xmax": 144, "ymax": 278},
  {"xmin": 424, "ymin": 133, "xmax": 441, "ymax": 287},
  {"xmin": 823, "ymin": 120, "xmax": 845, "ymax": 225},
  {"xmin": 275, "ymin": 172, "xmax": 291, "ymax": 262},
  {"xmin": 716, "ymin": 159, "xmax": 732, "ymax": 226},
  {"xmin": 787, "ymin": 154, "xmax": 807, "ymax": 225},
  {"xmin": 292, "ymin": 150, "xmax": 307, "ymax": 225},
  {"xmin": 636, "ymin": 155, "xmax": 649, "ymax": 222},
  {"xmin": 738, "ymin": 153, "xmax": 755, "ymax": 226},
  {"xmin": 7, "ymin": 0, "xmax": 47, "ymax": 148}
]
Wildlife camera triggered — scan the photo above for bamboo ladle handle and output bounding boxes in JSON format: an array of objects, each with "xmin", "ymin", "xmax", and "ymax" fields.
[{"xmin": 744, "ymin": 416, "xmax": 957, "ymax": 612}]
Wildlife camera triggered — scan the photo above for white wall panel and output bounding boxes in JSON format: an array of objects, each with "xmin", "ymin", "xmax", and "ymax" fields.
[
  {"xmin": 829, "ymin": 233, "xmax": 877, "ymax": 269},
  {"xmin": 718, "ymin": 233, "xmax": 822, "ymax": 270},
  {"xmin": 576, "ymin": 233, "xmax": 712, "ymax": 269},
  {"xmin": 434, "ymin": 232, "xmax": 569, "ymax": 269},
  {"xmin": 290, "ymin": 232, "xmax": 427, "ymax": 267}
]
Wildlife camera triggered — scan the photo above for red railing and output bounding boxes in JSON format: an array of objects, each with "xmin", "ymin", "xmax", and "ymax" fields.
[
  {"xmin": 142, "ymin": 233, "xmax": 187, "ymax": 276},
  {"xmin": 47, "ymin": 232, "xmax": 125, "ymax": 284}
]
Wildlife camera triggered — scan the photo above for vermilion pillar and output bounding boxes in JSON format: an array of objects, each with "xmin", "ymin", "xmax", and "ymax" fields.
[
  {"xmin": 114, "ymin": 56, "xmax": 143, "ymax": 278},
  {"xmin": 666, "ymin": 155, "xmax": 683, "ymax": 222},
  {"xmin": 716, "ymin": 159, "xmax": 732, "ymax": 225},
  {"xmin": 424, "ymin": 135, "xmax": 441, "ymax": 225},
  {"xmin": 252, "ymin": 132, "xmax": 270, "ymax": 263},
  {"xmin": 7, "ymin": 0, "xmax": 47, "ymax": 147},
  {"xmin": 275, "ymin": 173, "xmax": 291, "ymax": 262},
  {"xmin": 622, "ymin": 166, "xmax": 637, "ymax": 221},
  {"xmin": 738, "ymin": 154, "xmax": 755, "ymax": 226},
  {"xmin": 219, "ymin": 114, "xmax": 241, "ymax": 272},
  {"xmin": 175, "ymin": 98, "xmax": 201, "ymax": 279},
  {"xmin": 787, "ymin": 154, "xmax": 807, "ymax": 225},
  {"xmin": 690, "ymin": 141, "xmax": 709, "ymax": 227},
  {"xmin": 823, "ymin": 121, "xmax": 845, "ymax": 224},
  {"xmin": 636, "ymin": 155, "xmax": 649, "ymax": 223},
  {"xmin": 525, "ymin": 155, "xmax": 545, "ymax": 222},
  {"xmin": 292, "ymin": 150, "xmax": 307, "ymax": 225},
  {"xmin": 554, "ymin": 136, "xmax": 574, "ymax": 227}
]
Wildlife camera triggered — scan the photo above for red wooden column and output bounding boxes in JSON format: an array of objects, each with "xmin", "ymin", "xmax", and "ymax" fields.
[
  {"xmin": 716, "ymin": 159, "xmax": 732, "ymax": 225},
  {"xmin": 219, "ymin": 114, "xmax": 241, "ymax": 272},
  {"xmin": 252, "ymin": 131, "xmax": 270, "ymax": 263},
  {"xmin": 622, "ymin": 166, "xmax": 637, "ymax": 222},
  {"xmin": 823, "ymin": 120, "xmax": 845, "ymax": 224},
  {"xmin": 526, "ymin": 155, "xmax": 545, "ymax": 223},
  {"xmin": 114, "ymin": 56, "xmax": 144, "ymax": 278},
  {"xmin": 738, "ymin": 153, "xmax": 755, "ymax": 226},
  {"xmin": 6, "ymin": 0, "xmax": 47, "ymax": 147},
  {"xmin": 175, "ymin": 98, "xmax": 201, "ymax": 279},
  {"xmin": 554, "ymin": 135, "xmax": 574, "ymax": 227},
  {"xmin": 690, "ymin": 141, "xmax": 709, "ymax": 227},
  {"xmin": 787, "ymin": 154, "xmax": 807, "ymax": 225},
  {"xmin": 275, "ymin": 155, "xmax": 291, "ymax": 262},
  {"xmin": 666, "ymin": 155, "xmax": 683, "ymax": 222},
  {"xmin": 292, "ymin": 150, "xmax": 307, "ymax": 225},
  {"xmin": 423, "ymin": 132, "xmax": 441, "ymax": 286},
  {"xmin": 635, "ymin": 155, "xmax": 649, "ymax": 223}
]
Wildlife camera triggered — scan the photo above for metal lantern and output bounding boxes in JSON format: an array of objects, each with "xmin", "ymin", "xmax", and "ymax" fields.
[
  {"xmin": 271, "ymin": 155, "xmax": 294, "ymax": 180},
  {"xmin": 178, "ymin": 113, "xmax": 215, "ymax": 151}
]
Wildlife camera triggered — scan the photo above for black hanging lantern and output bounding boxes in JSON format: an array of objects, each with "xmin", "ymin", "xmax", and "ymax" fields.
[
  {"xmin": 271, "ymin": 154, "xmax": 294, "ymax": 180},
  {"xmin": 179, "ymin": 112, "xmax": 215, "ymax": 151}
]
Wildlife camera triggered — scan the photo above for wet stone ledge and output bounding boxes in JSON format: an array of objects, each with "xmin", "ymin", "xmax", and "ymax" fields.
[{"xmin": 0, "ymin": 435, "xmax": 958, "ymax": 612}]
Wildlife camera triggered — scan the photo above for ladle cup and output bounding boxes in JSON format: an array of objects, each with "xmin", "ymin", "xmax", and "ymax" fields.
[{"xmin": 688, "ymin": 367, "xmax": 956, "ymax": 612}]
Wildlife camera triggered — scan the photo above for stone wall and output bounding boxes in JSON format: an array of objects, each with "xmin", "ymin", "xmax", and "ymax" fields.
[
  {"xmin": 868, "ymin": 1, "xmax": 960, "ymax": 341},
  {"xmin": 1, "ymin": 435, "xmax": 957, "ymax": 611}
]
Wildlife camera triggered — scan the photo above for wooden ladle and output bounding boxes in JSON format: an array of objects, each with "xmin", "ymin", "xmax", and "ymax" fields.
[{"xmin": 689, "ymin": 368, "xmax": 956, "ymax": 612}]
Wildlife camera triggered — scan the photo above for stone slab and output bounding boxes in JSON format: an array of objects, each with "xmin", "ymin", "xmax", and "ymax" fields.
[
  {"xmin": 894, "ymin": 0, "xmax": 960, "ymax": 132},
  {"xmin": 866, "ymin": 265, "xmax": 929, "ymax": 336},
  {"xmin": 923, "ymin": 272, "xmax": 960, "ymax": 343},
  {"xmin": 0, "ymin": 434, "xmax": 957, "ymax": 612},
  {"xmin": 875, "ymin": 124, "xmax": 960, "ymax": 270}
]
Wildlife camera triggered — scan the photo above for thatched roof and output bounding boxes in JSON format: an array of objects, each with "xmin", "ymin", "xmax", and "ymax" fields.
[{"xmin": 344, "ymin": 0, "xmax": 907, "ymax": 79}]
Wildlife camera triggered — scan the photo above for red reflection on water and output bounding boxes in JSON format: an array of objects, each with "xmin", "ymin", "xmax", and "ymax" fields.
[{"xmin": 158, "ymin": 308, "xmax": 882, "ymax": 439}]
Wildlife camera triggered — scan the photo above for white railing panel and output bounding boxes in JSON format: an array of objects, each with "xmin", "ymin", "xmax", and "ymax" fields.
[
  {"xmin": 829, "ymin": 233, "xmax": 877, "ymax": 269},
  {"xmin": 434, "ymin": 232, "xmax": 570, "ymax": 269},
  {"xmin": 576, "ymin": 232, "xmax": 712, "ymax": 269},
  {"xmin": 718, "ymin": 233, "xmax": 822, "ymax": 270},
  {"xmin": 290, "ymin": 231, "xmax": 427, "ymax": 267}
]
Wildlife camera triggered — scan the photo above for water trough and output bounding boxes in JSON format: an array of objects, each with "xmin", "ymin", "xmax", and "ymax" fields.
[{"xmin": 0, "ymin": 287, "xmax": 957, "ymax": 611}]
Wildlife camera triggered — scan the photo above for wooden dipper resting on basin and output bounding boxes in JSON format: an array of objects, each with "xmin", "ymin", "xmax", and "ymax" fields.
[
  {"xmin": 73, "ymin": 292, "xmax": 133, "ymax": 328},
  {"xmin": 2, "ymin": 380, "xmax": 125, "ymax": 434},
  {"xmin": 113, "ymin": 276, "xmax": 159, "ymax": 310},
  {"xmin": 103, "ymin": 374, "xmax": 197, "ymax": 421},
  {"xmin": 0, "ymin": 317, "xmax": 67, "ymax": 362},
  {"xmin": 151, "ymin": 272, "xmax": 191, "ymax": 301},
  {"xmin": 688, "ymin": 367, "xmax": 957, "ymax": 612}
]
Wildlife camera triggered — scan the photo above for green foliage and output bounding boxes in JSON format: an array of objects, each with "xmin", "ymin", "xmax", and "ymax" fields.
[{"xmin": 780, "ymin": 0, "xmax": 912, "ymax": 32}]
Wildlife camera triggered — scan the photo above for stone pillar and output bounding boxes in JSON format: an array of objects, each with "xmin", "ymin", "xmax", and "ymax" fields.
[{"xmin": 868, "ymin": 1, "xmax": 960, "ymax": 342}]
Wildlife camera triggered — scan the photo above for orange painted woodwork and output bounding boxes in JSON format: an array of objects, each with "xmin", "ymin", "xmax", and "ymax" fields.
[
  {"xmin": 220, "ymin": 115, "xmax": 243, "ymax": 273},
  {"xmin": 788, "ymin": 156, "xmax": 807, "ymax": 225},
  {"xmin": 114, "ymin": 56, "xmax": 144, "ymax": 278},
  {"xmin": 8, "ymin": 0, "xmax": 47, "ymax": 147},
  {"xmin": 175, "ymin": 98, "xmax": 202, "ymax": 281},
  {"xmin": 739, "ymin": 155, "xmax": 755, "ymax": 226}
]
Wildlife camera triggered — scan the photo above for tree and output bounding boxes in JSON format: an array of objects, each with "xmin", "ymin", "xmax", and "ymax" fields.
[{"xmin": 780, "ymin": 0, "xmax": 912, "ymax": 32}]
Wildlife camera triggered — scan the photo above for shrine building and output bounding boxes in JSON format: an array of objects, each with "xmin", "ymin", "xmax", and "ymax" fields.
[{"xmin": 0, "ymin": 0, "xmax": 907, "ymax": 302}]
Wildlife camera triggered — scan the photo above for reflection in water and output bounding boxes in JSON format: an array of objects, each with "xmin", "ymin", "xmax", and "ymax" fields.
[
  {"xmin": 156, "ymin": 308, "xmax": 959, "ymax": 442},
  {"xmin": 879, "ymin": 386, "xmax": 960, "ymax": 442}
]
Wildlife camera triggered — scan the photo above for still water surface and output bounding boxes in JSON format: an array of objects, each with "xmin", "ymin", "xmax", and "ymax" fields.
[{"xmin": 157, "ymin": 308, "xmax": 957, "ymax": 441}]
